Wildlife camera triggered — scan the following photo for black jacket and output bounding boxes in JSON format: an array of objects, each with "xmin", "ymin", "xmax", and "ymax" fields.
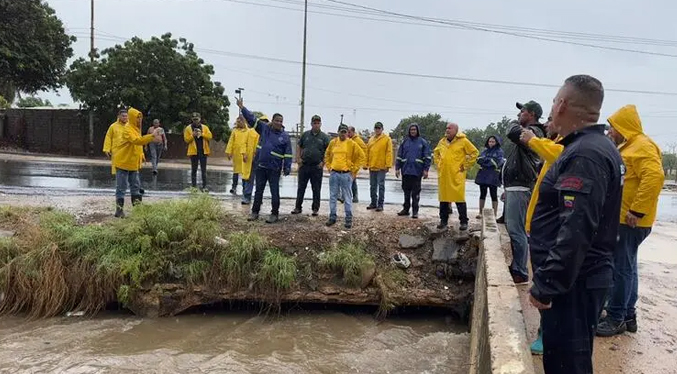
[
  {"xmin": 529, "ymin": 125, "xmax": 624, "ymax": 304},
  {"xmin": 503, "ymin": 123, "xmax": 545, "ymax": 189}
]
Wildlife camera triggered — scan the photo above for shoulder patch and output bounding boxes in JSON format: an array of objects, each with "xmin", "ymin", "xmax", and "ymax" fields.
[{"xmin": 555, "ymin": 175, "xmax": 592, "ymax": 194}]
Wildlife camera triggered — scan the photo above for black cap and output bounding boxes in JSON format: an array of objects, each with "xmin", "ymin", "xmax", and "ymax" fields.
[
  {"xmin": 516, "ymin": 101, "xmax": 543, "ymax": 119},
  {"xmin": 374, "ymin": 121, "xmax": 384, "ymax": 129},
  {"xmin": 338, "ymin": 124, "xmax": 348, "ymax": 132},
  {"xmin": 311, "ymin": 115, "xmax": 321, "ymax": 122}
]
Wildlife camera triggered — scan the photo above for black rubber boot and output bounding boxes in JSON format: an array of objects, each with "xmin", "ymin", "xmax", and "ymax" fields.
[
  {"xmin": 131, "ymin": 195, "xmax": 142, "ymax": 206},
  {"xmin": 114, "ymin": 198, "xmax": 125, "ymax": 218}
]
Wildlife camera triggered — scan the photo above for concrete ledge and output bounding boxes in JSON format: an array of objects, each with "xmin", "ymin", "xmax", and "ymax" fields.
[{"xmin": 468, "ymin": 208, "xmax": 535, "ymax": 374}]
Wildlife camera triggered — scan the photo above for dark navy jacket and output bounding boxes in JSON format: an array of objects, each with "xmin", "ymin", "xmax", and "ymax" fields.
[
  {"xmin": 395, "ymin": 124, "xmax": 431, "ymax": 177},
  {"xmin": 474, "ymin": 136, "xmax": 505, "ymax": 187},
  {"xmin": 529, "ymin": 125, "xmax": 624, "ymax": 304},
  {"xmin": 241, "ymin": 107, "xmax": 292, "ymax": 174}
]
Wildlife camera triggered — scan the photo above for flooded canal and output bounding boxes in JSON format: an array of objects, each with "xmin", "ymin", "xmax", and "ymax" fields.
[{"xmin": 0, "ymin": 310, "xmax": 469, "ymax": 374}]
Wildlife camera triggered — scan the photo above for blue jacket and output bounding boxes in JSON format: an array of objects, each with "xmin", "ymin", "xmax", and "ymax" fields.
[
  {"xmin": 241, "ymin": 107, "xmax": 292, "ymax": 174},
  {"xmin": 474, "ymin": 135, "xmax": 505, "ymax": 187},
  {"xmin": 395, "ymin": 124, "xmax": 432, "ymax": 177}
]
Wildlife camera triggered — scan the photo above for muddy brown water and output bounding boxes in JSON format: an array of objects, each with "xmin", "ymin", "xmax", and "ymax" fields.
[{"xmin": 0, "ymin": 310, "xmax": 469, "ymax": 374}]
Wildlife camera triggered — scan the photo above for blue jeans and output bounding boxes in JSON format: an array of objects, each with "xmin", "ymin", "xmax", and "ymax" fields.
[
  {"xmin": 252, "ymin": 167, "xmax": 281, "ymax": 215},
  {"xmin": 506, "ymin": 190, "xmax": 531, "ymax": 279},
  {"xmin": 242, "ymin": 166, "xmax": 256, "ymax": 202},
  {"xmin": 149, "ymin": 143, "xmax": 163, "ymax": 172},
  {"xmin": 606, "ymin": 224, "xmax": 652, "ymax": 321},
  {"xmin": 329, "ymin": 171, "xmax": 353, "ymax": 222},
  {"xmin": 115, "ymin": 169, "xmax": 141, "ymax": 199},
  {"xmin": 369, "ymin": 170, "xmax": 386, "ymax": 207}
]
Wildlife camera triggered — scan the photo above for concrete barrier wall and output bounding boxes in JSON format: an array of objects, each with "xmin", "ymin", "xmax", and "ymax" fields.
[{"xmin": 468, "ymin": 208, "xmax": 535, "ymax": 374}]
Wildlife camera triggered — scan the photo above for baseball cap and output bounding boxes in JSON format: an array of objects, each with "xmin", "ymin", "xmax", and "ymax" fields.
[
  {"xmin": 311, "ymin": 115, "xmax": 321, "ymax": 122},
  {"xmin": 338, "ymin": 124, "xmax": 349, "ymax": 132},
  {"xmin": 516, "ymin": 101, "xmax": 543, "ymax": 119},
  {"xmin": 374, "ymin": 121, "xmax": 384, "ymax": 129}
]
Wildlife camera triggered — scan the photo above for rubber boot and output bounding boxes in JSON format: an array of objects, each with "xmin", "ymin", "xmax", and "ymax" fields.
[
  {"xmin": 114, "ymin": 198, "xmax": 125, "ymax": 218},
  {"xmin": 131, "ymin": 195, "xmax": 142, "ymax": 206},
  {"xmin": 477, "ymin": 199, "xmax": 485, "ymax": 219}
]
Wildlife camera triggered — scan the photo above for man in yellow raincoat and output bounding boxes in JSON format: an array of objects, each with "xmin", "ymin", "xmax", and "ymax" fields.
[
  {"xmin": 364, "ymin": 122, "xmax": 393, "ymax": 211},
  {"xmin": 183, "ymin": 112, "xmax": 213, "ymax": 191},
  {"xmin": 113, "ymin": 107, "xmax": 163, "ymax": 217},
  {"xmin": 433, "ymin": 123, "xmax": 478, "ymax": 231},
  {"xmin": 344, "ymin": 126, "xmax": 367, "ymax": 203},
  {"xmin": 225, "ymin": 116, "xmax": 250, "ymax": 195},
  {"xmin": 597, "ymin": 105, "xmax": 664, "ymax": 337},
  {"xmin": 102, "ymin": 109, "xmax": 128, "ymax": 175},
  {"xmin": 241, "ymin": 115, "xmax": 264, "ymax": 205}
]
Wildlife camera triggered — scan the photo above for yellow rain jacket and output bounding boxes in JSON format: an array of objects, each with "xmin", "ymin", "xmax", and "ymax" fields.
[
  {"xmin": 184, "ymin": 123, "xmax": 213, "ymax": 156},
  {"xmin": 103, "ymin": 120, "xmax": 126, "ymax": 175},
  {"xmin": 608, "ymin": 105, "xmax": 664, "ymax": 228},
  {"xmin": 325, "ymin": 138, "xmax": 365, "ymax": 176},
  {"xmin": 366, "ymin": 134, "xmax": 393, "ymax": 170},
  {"xmin": 525, "ymin": 136, "xmax": 564, "ymax": 233},
  {"xmin": 113, "ymin": 108, "xmax": 156, "ymax": 172},
  {"xmin": 241, "ymin": 128, "xmax": 260, "ymax": 181},
  {"xmin": 433, "ymin": 133, "xmax": 479, "ymax": 203},
  {"xmin": 226, "ymin": 126, "xmax": 250, "ymax": 174}
]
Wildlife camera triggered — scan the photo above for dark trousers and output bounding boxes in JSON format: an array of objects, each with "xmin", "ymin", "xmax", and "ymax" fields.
[
  {"xmin": 541, "ymin": 279, "xmax": 607, "ymax": 374},
  {"xmin": 231, "ymin": 173, "xmax": 239, "ymax": 190},
  {"xmin": 606, "ymin": 224, "xmax": 652, "ymax": 321},
  {"xmin": 190, "ymin": 155, "xmax": 208, "ymax": 188},
  {"xmin": 295, "ymin": 164, "xmax": 323, "ymax": 212},
  {"xmin": 252, "ymin": 167, "xmax": 281, "ymax": 215},
  {"xmin": 401, "ymin": 174, "xmax": 422, "ymax": 213},
  {"xmin": 439, "ymin": 202, "xmax": 468, "ymax": 224},
  {"xmin": 478, "ymin": 184, "xmax": 498, "ymax": 201}
]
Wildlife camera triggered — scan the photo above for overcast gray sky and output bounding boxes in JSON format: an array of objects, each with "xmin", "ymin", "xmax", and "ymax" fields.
[{"xmin": 43, "ymin": 0, "xmax": 677, "ymax": 147}]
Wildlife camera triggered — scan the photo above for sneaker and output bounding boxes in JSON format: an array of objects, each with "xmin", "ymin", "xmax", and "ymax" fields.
[
  {"xmin": 152, "ymin": 170, "xmax": 158, "ymax": 175},
  {"xmin": 247, "ymin": 213, "xmax": 259, "ymax": 221},
  {"xmin": 511, "ymin": 274, "xmax": 529, "ymax": 285},
  {"xmin": 436, "ymin": 222, "xmax": 448, "ymax": 230},
  {"xmin": 459, "ymin": 223, "xmax": 468, "ymax": 231},
  {"xmin": 352, "ymin": 197, "xmax": 359, "ymax": 203},
  {"xmin": 496, "ymin": 215, "xmax": 505, "ymax": 224},
  {"xmin": 397, "ymin": 209, "xmax": 409, "ymax": 216},
  {"xmin": 475, "ymin": 214, "xmax": 482, "ymax": 219},
  {"xmin": 530, "ymin": 333, "xmax": 543, "ymax": 355},
  {"xmin": 265, "ymin": 214, "xmax": 279, "ymax": 224},
  {"xmin": 311, "ymin": 210, "xmax": 319, "ymax": 217},
  {"xmin": 366, "ymin": 205, "xmax": 377, "ymax": 210},
  {"xmin": 411, "ymin": 213, "xmax": 418, "ymax": 219},
  {"xmin": 375, "ymin": 206, "xmax": 383, "ymax": 212},
  {"xmin": 291, "ymin": 209, "xmax": 302, "ymax": 215},
  {"xmin": 596, "ymin": 317, "xmax": 627, "ymax": 337},
  {"xmin": 344, "ymin": 221, "xmax": 353, "ymax": 229},
  {"xmin": 337, "ymin": 198, "xmax": 345, "ymax": 204},
  {"xmin": 241, "ymin": 200, "xmax": 250, "ymax": 205},
  {"xmin": 625, "ymin": 315, "xmax": 638, "ymax": 333},
  {"xmin": 229, "ymin": 189, "xmax": 236, "ymax": 195},
  {"xmin": 325, "ymin": 219, "xmax": 336, "ymax": 227}
]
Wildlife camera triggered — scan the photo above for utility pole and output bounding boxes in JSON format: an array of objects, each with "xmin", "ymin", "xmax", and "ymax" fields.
[
  {"xmin": 299, "ymin": 0, "xmax": 308, "ymax": 133},
  {"xmin": 88, "ymin": 0, "xmax": 95, "ymax": 156},
  {"xmin": 340, "ymin": 114, "xmax": 344, "ymax": 125}
]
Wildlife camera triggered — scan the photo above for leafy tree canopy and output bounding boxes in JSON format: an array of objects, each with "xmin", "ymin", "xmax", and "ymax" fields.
[
  {"xmin": 389, "ymin": 113, "xmax": 447, "ymax": 143},
  {"xmin": 0, "ymin": 0, "xmax": 75, "ymax": 102},
  {"xmin": 16, "ymin": 96, "xmax": 52, "ymax": 108},
  {"xmin": 66, "ymin": 33, "xmax": 231, "ymax": 141}
]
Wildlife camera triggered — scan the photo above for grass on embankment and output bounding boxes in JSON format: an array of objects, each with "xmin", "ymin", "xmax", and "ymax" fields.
[{"xmin": 0, "ymin": 194, "xmax": 298, "ymax": 318}]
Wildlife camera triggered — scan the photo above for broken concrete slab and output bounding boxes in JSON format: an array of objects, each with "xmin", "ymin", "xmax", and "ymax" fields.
[
  {"xmin": 399, "ymin": 234, "xmax": 427, "ymax": 249},
  {"xmin": 0, "ymin": 230, "xmax": 15, "ymax": 238},
  {"xmin": 432, "ymin": 237, "xmax": 460, "ymax": 263},
  {"xmin": 423, "ymin": 223, "xmax": 448, "ymax": 238}
]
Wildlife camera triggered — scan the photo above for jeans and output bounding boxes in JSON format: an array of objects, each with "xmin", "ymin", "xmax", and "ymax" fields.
[
  {"xmin": 541, "ymin": 278, "xmax": 607, "ymax": 374},
  {"xmin": 190, "ymin": 155, "xmax": 208, "ymax": 188},
  {"xmin": 295, "ymin": 164, "xmax": 323, "ymax": 212},
  {"xmin": 242, "ymin": 169, "xmax": 256, "ymax": 202},
  {"xmin": 338, "ymin": 178, "xmax": 359, "ymax": 202},
  {"xmin": 439, "ymin": 202, "xmax": 468, "ymax": 225},
  {"xmin": 329, "ymin": 171, "xmax": 353, "ymax": 222},
  {"xmin": 369, "ymin": 170, "xmax": 386, "ymax": 207},
  {"xmin": 149, "ymin": 143, "xmax": 163, "ymax": 172},
  {"xmin": 606, "ymin": 224, "xmax": 652, "ymax": 321},
  {"xmin": 115, "ymin": 169, "xmax": 141, "ymax": 199},
  {"xmin": 401, "ymin": 174, "xmax": 422, "ymax": 213},
  {"xmin": 506, "ymin": 190, "xmax": 531, "ymax": 279},
  {"xmin": 252, "ymin": 167, "xmax": 281, "ymax": 215}
]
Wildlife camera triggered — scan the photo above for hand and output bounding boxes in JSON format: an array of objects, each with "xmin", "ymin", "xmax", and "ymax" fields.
[
  {"xmin": 626, "ymin": 211, "xmax": 640, "ymax": 228},
  {"xmin": 423, "ymin": 170, "xmax": 429, "ymax": 179},
  {"xmin": 153, "ymin": 128, "xmax": 163, "ymax": 136},
  {"xmin": 318, "ymin": 162, "xmax": 324, "ymax": 169},
  {"xmin": 105, "ymin": 152, "xmax": 111, "ymax": 158},
  {"xmin": 243, "ymin": 154, "xmax": 248, "ymax": 163},
  {"xmin": 520, "ymin": 128, "xmax": 535, "ymax": 144},
  {"xmin": 297, "ymin": 159, "xmax": 302, "ymax": 167},
  {"xmin": 460, "ymin": 165, "xmax": 465, "ymax": 172},
  {"xmin": 363, "ymin": 167, "xmax": 368, "ymax": 170},
  {"xmin": 500, "ymin": 192, "xmax": 505, "ymax": 202},
  {"xmin": 395, "ymin": 170, "xmax": 400, "ymax": 178},
  {"xmin": 226, "ymin": 153, "xmax": 232, "ymax": 160},
  {"xmin": 529, "ymin": 293, "xmax": 552, "ymax": 310},
  {"xmin": 236, "ymin": 98, "xmax": 244, "ymax": 108},
  {"xmin": 164, "ymin": 145, "xmax": 168, "ymax": 151}
]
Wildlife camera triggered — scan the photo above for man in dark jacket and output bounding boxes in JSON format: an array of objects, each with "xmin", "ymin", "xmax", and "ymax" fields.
[
  {"xmin": 237, "ymin": 98, "xmax": 292, "ymax": 224},
  {"xmin": 292, "ymin": 114, "xmax": 330, "ymax": 216},
  {"xmin": 529, "ymin": 75, "xmax": 623, "ymax": 374},
  {"xmin": 504, "ymin": 100, "xmax": 546, "ymax": 284},
  {"xmin": 395, "ymin": 123, "xmax": 432, "ymax": 219}
]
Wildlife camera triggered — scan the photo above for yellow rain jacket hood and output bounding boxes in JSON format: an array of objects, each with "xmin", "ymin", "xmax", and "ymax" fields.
[
  {"xmin": 433, "ymin": 133, "xmax": 479, "ymax": 203},
  {"xmin": 103, "ymin": 120, "xmax": 126, "ymax": 175},
  {"xmin": 113, "ymin": 108, "xmax": 155, "ymax": 172},
  {"xmin": 608, "ymin": 105, "xmax": 664, "ymax": 227}
]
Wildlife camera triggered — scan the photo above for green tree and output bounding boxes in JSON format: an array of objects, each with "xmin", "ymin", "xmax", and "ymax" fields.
[
  {"xmin": 390, "ymin": 113, "xmax": 447, "ymax": 143},
  {"xmin": 65, "ymin": 33, "xmax": 230, "ymax": 141},
  {"xmin": 0, "ymin": 95, "xmax": 9, "ymax": 110},
  {"xmin": 663, "ymin": 143, "xmax": 677, "ymax": 182},
  {"xmin": 16, "ymin": 96, "xmax": 52, "ymax": 108},
  {"xmin": 0, "ymin": 0, "xmax": 76, "ymax": 102}
]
